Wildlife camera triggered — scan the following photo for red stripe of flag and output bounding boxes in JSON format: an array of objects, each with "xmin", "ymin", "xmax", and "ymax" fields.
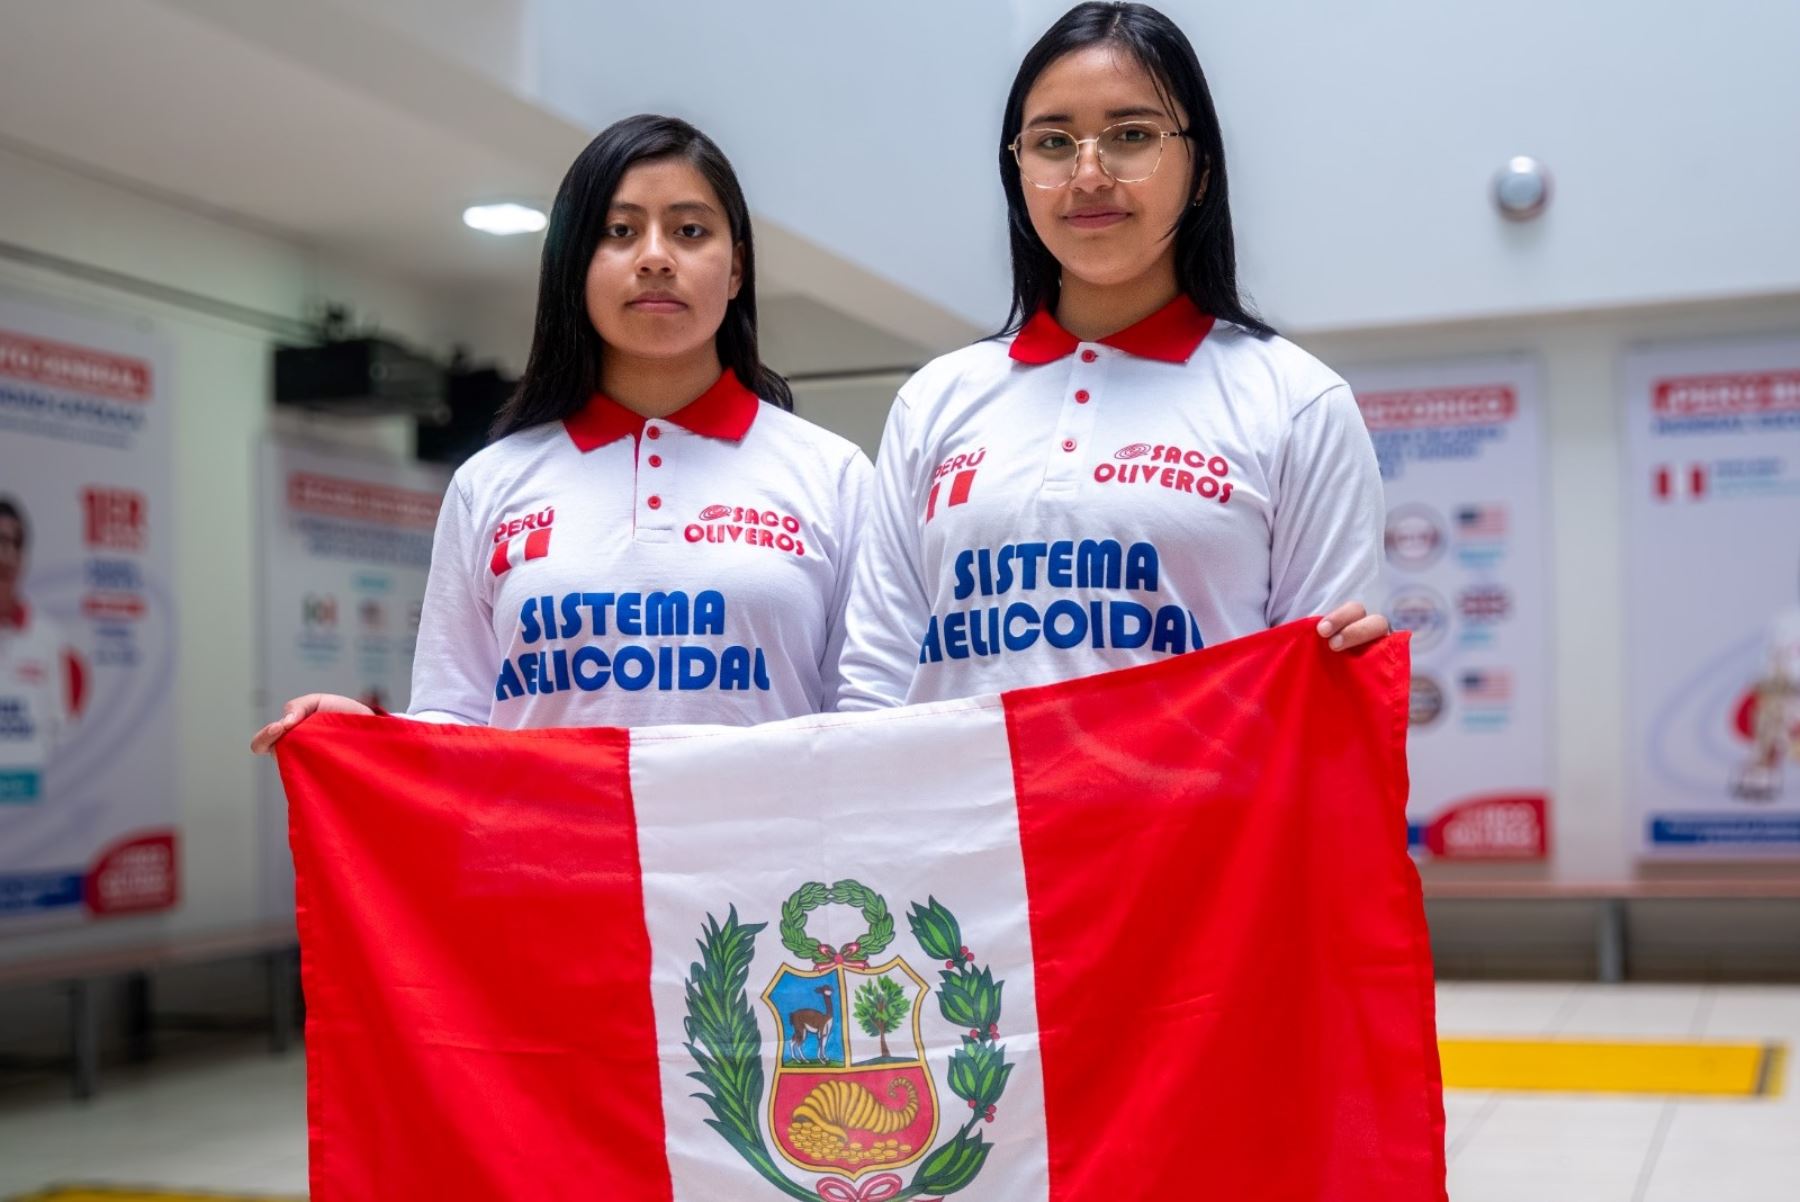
[
  {"xmin": 1004, "ymin": 625, "xmax": 1444, "ymax": 1201},
  {"xmin": 925, "ymin": 481, "xmax": 941, "ymax": 522},
  {"xmin": 524, "ymin": 528, "xmax": 552, "ymax": 560},
  {"xmin": 948, "ymin": 469, "xmax": 977, "ymax": 507},
  {"xmin": 489, "ymin": 539, "xmax": 512, "ymax": 576},
  {"xmin": 281, "ymin": 721, "xmax": 671, "ymax": 1201}
]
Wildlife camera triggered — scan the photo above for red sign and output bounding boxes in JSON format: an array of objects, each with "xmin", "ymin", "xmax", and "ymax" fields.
[
  {"xmin": 0, "ymin": 328, "xmax": 153, "ymax": 401},
  {"xmin": 1423, "ymin": 794, "xmax": 1548, "ymax": 859},
  {"xmin": 1358, "ymin": 386, "xmax": 1516, "ymax": 430},
  {"xmin": 86, "ymin": 831, "xmax": 180, "ymax": 915},
  {"xmin": 1653, "ymin": 370, "xmax": 1800, "ymax": 417},
  {"xmin": 82, "ymin": 487, "xmax": 147, "ymax": 550},
  {"xmin": 288, "ymin": 472, "xmax": 440, "ymax": 528}
]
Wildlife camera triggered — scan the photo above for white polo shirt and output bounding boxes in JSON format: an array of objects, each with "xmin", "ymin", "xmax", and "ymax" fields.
[
  {"xmin": 837, "ymin": 295, "xmax": 1383, "ymax": 707},
  {"xmin": 410, "ymin": 370, "xmax": 871, "ymax": 729},
  {"xmin": 0, "ymin": 603, "xmax": 81, "ymax": 803}
]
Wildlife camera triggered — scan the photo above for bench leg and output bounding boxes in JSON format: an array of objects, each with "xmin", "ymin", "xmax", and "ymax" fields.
[
  {"xmin": 268, "ymin": 948, "xmax": 297, "ymax": 1054},
  {"xmin": 69, "ymin": 980, "xmax": 98, "ymax": 1101},
  {"xmin": 125, "ymin": 971, "xmax": 153, "ymax": 1062},
  {"xmin": 1597, "ymin": 899, "xmax": 1627, "ymax": 984}
]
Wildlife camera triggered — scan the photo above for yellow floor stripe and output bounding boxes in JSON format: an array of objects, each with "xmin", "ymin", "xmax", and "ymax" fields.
[{"xmin": 1439, "ymin": 1038, "xmax": 1787, "ymax": 1097}]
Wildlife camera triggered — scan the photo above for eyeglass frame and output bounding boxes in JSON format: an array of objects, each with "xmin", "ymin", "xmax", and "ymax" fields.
[{"xmin": 1006, "ymin": 121, "xmax": 1194, "ymax": 188}]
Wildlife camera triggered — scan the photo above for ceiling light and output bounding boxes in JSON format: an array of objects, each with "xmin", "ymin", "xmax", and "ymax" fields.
[{"xmin": 462, "ymin": 203, "xmax": 547, "ymax": 236}]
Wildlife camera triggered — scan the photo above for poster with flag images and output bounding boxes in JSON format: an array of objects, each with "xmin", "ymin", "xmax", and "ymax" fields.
[
  {"xmin": 1342, "ymin": 354, "xmax": 1551, "ymax": 860},
  {"xmin": 1624, "ymin": 334, "xmax": 1800, "ymax": 857},
  {"xmin": 255, "ymin": 438, "xmax": 448, "ymax": 916},
  {"xmin": 0, "ymin": 291, "xmax": 179, "ymax": 933}
]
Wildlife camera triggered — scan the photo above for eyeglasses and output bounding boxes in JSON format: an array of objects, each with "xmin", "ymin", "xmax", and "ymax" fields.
[{"xmin": 1008, "ymin": 121, "xmax": 1191, "ymax": 189}]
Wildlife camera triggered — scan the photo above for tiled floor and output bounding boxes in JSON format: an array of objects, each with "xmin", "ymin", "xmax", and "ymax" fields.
[
  {"xmin": 0, "ymin": 983, "xmax": 1795, "ymax": 1200},
  {"xmin": 1436, "ymin": 983, "xmax": 1800, "ymax": 1201},
  {"xmin": 0, "ymin": 1045, "xmax": 307, "ymax": 1198}
]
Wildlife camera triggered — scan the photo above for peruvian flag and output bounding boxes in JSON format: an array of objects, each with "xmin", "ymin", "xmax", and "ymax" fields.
[
  {"xmin": 277, "ymin": 621, "xmax": 1444, "ymax": 1201},
  {"xmin": 489, "ymin": 526, "xmax": 551, "ymax": 576}
]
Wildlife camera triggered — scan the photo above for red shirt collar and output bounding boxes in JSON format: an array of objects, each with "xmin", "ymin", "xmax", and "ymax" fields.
[
  {"xmin": 1008, "ymin": 294, "xmax": 1216, "ymax": 366},
  {"xmin": 564, "ymin": 369, "xmax": 761, "ymax": 452}
]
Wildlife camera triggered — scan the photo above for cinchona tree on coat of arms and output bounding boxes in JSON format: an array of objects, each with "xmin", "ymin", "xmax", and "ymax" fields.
[{"xmin": 684, "ymin": 880, "xmax": 1012, "ymax": 1201}]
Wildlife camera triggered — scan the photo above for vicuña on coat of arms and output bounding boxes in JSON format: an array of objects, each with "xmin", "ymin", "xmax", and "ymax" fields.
[{"xmin": 684, "ymin": 880, "xmax": 1012, "ymax": 1201}]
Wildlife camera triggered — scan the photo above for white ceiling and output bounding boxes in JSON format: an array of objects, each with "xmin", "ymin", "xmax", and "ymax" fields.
[
  {"xmin": 0, "ymin": 1, "xmax": 555, "ymax": 306},
  {"xmin": 0, "ymin": 0, "xmax": 957, "ymax": 371}
]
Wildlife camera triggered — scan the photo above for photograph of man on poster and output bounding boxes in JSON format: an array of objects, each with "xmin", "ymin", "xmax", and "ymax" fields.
[
  {"xmin": 0, "ymin": 494, "xmax": 86, "ymax": 806},
  {"xmin": 1733, "ymin": 556, "xmax": 1800, "ymax": 802}
]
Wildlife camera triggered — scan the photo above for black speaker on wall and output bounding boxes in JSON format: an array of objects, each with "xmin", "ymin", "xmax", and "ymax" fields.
[
  {"xmin": 417, "ymin": 367, "xmax": 516, "ymax": 466},
  {"xmin": 275, "ymin": 338, "xmax": 447, "ymax": 417}
]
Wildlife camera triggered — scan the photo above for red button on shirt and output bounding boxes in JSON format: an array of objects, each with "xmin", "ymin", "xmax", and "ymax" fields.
[
  {"xmin": 648, "ymin": 455, "xmax": 663, "ymax": 467},
  {"xmin": 646, "ymin": 425, "xmax": 662, "ymax": 440},
  {"xmin": 1080, "ymin": 349, "xmax": 1098, "ymax": 363},
  {"xmin": 1062, "ymin": 439, "xmax": 1076, "ymax": 452},
  {"xmin": 1075, "ymin": 390, "xmax": 1090, "ymax": 403},
  {"xmin": 647, "ymin": 496, "xmax": 662, "ymax": 510}
]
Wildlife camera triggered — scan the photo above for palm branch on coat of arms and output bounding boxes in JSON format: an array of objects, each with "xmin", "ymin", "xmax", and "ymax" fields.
[{"xmin": 683, "ymin": 881, "xmax": 1012, "ymax": 1200}]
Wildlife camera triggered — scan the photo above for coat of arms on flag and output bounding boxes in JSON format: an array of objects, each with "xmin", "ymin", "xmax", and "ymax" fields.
[
  {"xmin": 688, "ymin": 882, "xmax": 1008, "ymax": 1200},
  {"xmin": 275, "ymin": 621, "xmax": 1448, "ymax": 1201}
]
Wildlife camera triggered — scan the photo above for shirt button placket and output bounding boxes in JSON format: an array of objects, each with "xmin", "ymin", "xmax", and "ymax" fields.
[
  {"xmin": 1047, "ymin": 346, "xmax": 1105, "ymax": 492},
  {"xmin": 637, "ymin": 424, "xmax": 674, "ymax": 542}
]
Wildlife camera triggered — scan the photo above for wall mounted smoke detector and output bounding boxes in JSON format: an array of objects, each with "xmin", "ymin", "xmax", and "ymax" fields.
[{"xmin": 1492, "ymin": 157, "xmax": 1551, "ymax": 221}]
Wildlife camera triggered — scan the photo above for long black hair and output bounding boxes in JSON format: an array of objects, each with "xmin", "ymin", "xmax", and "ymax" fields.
[
  {"xmin": 998, "ymin": 2, "xmax": 1275, "ymax": 338},
  {"xmin": 492, "ymin": 114, "xmax": 790, "ymax": 441}
]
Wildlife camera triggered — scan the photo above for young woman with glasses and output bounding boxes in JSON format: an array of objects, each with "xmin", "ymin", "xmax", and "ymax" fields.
[
  {"xmin": 254, "ymin": 115, "xmax": 871, "ymax": 752},
  {"xmin": 837, "ymin": 1, "xmax": 1389, "ymax": 708}
]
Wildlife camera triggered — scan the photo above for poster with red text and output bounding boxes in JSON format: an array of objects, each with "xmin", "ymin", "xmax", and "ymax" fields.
[
  {"xmin": 1343, "ymin": 355, "xmax": 1551, "ymax": 860},
  {"xmin": 0, "ymin": 291, "xmax": 179, "ymax": 934},
  {"xmin": 1625, "ymin": 335, "xmax": 1800, "ymax": 857}
]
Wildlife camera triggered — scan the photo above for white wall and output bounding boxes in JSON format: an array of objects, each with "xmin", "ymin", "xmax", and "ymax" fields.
[
  {"xmin": 524, "ymin": 0, "xmax": 1019, "ymax": 332},
  {"xmin": 790, "ymin": 377, "xmax": 902, "ymax": 460},
  {"xmin": 1299, "ymin": 293, "xmax": 1800, "ymax": 885},
  {"xmin": 0, "ymin": 142, "xmax": 514, "ymax": 965},
  {"xmin": 1196, "ymin": 0, "xmax": 1800, "ymax": 333},
  {"xmin": 524, "ymin": 0, "xmax": 1800, "ymax": 336}
]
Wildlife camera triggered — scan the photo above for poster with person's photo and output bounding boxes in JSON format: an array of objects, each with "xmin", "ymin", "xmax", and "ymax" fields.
[
  {"xmin": 1624, "ymin": 334, "xmax": 1800, "ymax": 857},
  {"xmin": 1342, "ymin": 355, "xmax": 1552, "ymax": 860},
  {"xmin": 0, "ymin": 291, "xmax": 178, "ymax": 933}
]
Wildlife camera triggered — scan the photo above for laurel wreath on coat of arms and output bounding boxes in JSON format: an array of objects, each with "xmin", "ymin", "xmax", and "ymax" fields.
[{"xmin": 684, "ymin": 880, "xmax": 1012, "ymax": 1201}]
